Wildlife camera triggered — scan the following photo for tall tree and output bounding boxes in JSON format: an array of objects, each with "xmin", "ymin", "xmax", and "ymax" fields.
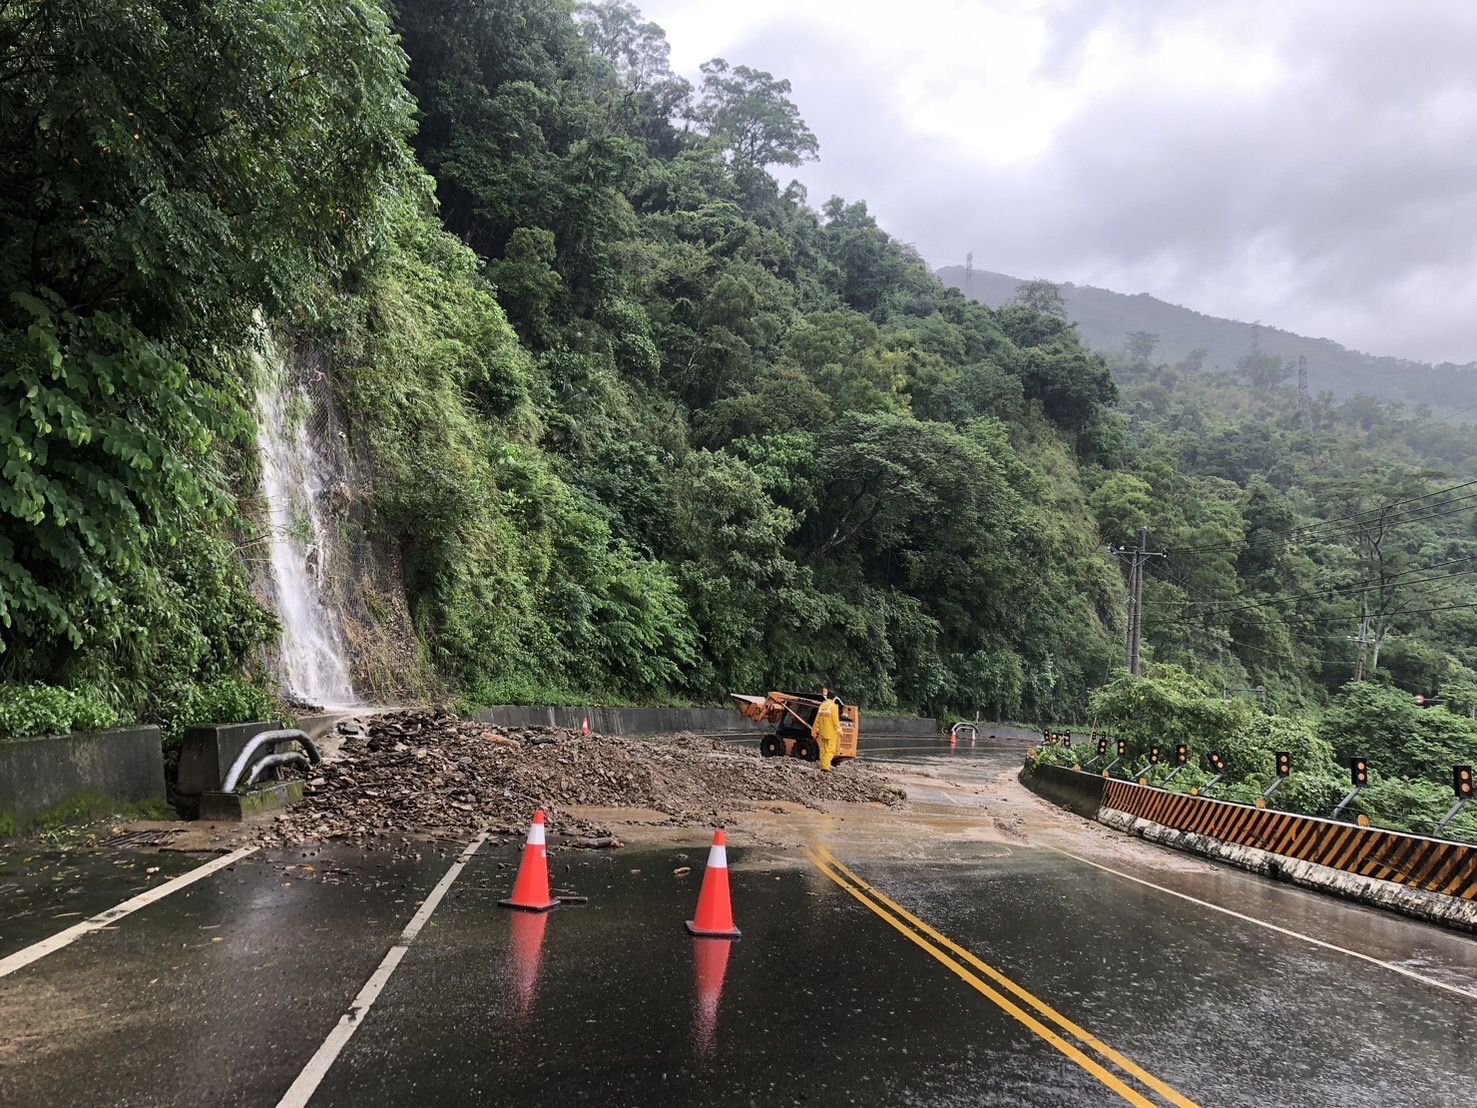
[{"xmin": 693, "ymin": 58, "xmax": 819, "ymax": 168}]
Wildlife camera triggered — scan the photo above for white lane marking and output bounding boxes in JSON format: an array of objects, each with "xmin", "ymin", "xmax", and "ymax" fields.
[
  {"xmin": 0, "ymin": 845, "xmax": 259, "ymax": 979},
  {"xmin": 1047, "ymin": 844, "xmax": 1477, "ymax": 1002},
  {"xmin": 275, "ymin": 832, "xmax": 488, "ymax": 1108}
]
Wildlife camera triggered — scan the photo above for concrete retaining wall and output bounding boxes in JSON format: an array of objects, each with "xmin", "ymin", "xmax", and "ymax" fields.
[
  {"xmin": 1021, "ymin": 761, "xmax": 1477, "ymax": 934},
  {"xmin": 469, "ymin": 704, "xmax": 937, "ymax": 738},
  {"xmin": 0, "ymin": 727, "xmax": 165, "ymax": 832}
]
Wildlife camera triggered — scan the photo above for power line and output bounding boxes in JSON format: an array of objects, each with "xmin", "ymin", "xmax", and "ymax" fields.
[
  {"xmin": 1169, "ymin": 479, "xmax": 1477, "ymax": 557},
  {"xmin": 1265, "ymin": 599, "xmax": 1477, "ymax": 627},
  {"xmin": 1144, "ymin": 559, "xmax": 1475, "ymax": 627},
  {"xmin": 1143, "ymin": 562, "xmax": 1356, "ymax": 660}
]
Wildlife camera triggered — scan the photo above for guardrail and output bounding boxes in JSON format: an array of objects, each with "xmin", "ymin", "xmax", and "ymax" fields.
[{"xmin": 1021, "ymin": 760, "xmax": 1477, "ymax": 932}]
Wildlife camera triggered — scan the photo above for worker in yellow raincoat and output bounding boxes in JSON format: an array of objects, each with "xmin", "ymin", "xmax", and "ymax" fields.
[{"xmin": 814, "ymin": 686, "xmax": 842, "ymax": 771}]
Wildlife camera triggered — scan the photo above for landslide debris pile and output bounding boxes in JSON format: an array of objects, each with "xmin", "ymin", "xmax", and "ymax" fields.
[{"xmin": 257, "ymin": 710, "xmax": 906, "ymax": 846}]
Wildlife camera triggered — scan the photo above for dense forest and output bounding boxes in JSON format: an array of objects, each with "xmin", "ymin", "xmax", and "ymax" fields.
[{"xmin": 2, "ymin": 1, "xmax": 1474, "ymax": 838}]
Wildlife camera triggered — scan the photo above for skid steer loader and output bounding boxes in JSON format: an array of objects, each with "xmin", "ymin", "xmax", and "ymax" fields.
[{"xmin": 730, "ymin": 692, "xmax": 860, "ymax": 763}]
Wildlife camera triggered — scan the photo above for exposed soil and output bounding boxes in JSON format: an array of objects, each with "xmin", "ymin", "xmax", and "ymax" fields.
[{"xmin": 250, "ymin": 709, "xmax": 907, "ymax": 848}]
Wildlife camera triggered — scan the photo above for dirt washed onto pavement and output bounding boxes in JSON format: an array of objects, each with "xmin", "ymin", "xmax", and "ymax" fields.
[{"xmin": 252, "ymin": 710, "xmax": 906, "ymax": 848}]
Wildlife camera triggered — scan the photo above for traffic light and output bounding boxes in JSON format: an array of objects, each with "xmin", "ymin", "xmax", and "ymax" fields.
[
  {"xmin": 1175, "ymin": 743, "xmax": 1188, "ymax": 766},
  {"xmin": 1350, "ymin": 757, "xmax": 1368, "ymax": 787},
  {"xmin": 1456, "ymin": 765, "xmax": 1473, "ymax": 799},
  {"xmin": 1117, "ymin": 740, "xmax": 1127, "ymax": 757},
  {"xmin": 1063, "ymin": 733, "xmax": 1073, "ymax": 748},
  {"xmin": 1149, "ymin": 745, "xmax": 1161, "ymax": 765},
  {"xmin": 1276, "ymin": 751, "xmax": 1291, "ymax": 777},
  {"xmin": 1208, "ymin": 751, "xmax": 1226, "ymax": 774},
  {"xmin": 1097, "ymin": 737, "xmax": 1108, "ymax": 757}
]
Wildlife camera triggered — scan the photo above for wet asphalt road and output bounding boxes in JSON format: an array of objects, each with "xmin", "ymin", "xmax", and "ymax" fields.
[{"xmin": 1, "ymin": 742, "xmax": 1475, "ymax": 1106}]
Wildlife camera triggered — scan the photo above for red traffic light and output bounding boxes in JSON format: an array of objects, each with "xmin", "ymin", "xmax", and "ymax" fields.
[
  {"xmin": 1415, "ymin": 694, "xmax": 1426, "ymax": 706},
  {"xmin": 1175, "ymin": 743, "xmax": 1188, "ymax": 766},
  {"xmin": 1149, "ymin": 746, "xmax": 1161, "ymax": 764},
  {"xmin": 1456, "ymin": 765, "xmax": 1473, "ymax": 798},
  {"xmin": 1275, "ymin": 752, "xmax": 1291, "ymax": 777},
  {"xmin": 1208, "ymin": 751, "xmax": 1226, "ymax": 773},
  {"xmin": 1350, "ymin": 757, "xmax": 1368, "ymax": 787},
  {"xmin": 1097, "ymin": 738, "xmax": 1108, "ymax": 756},
  {"xmin": 1117, "ymin": 740, "xmax": 1127, "ymax": 757}
]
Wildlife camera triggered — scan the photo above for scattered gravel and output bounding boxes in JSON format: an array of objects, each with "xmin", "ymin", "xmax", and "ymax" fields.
[{"xmin": 252, "ymin": 709, "xmax": 907, "ymax": 848}]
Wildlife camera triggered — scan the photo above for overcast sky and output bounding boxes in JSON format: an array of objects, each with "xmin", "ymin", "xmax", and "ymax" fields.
[{"xmin": 639, "ymin": 0, "xmax": 1477, "ymax": 365}]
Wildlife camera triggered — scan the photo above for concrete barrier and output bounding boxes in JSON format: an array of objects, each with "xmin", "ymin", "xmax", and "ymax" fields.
[
  {"xmin": 0, "ymin": 727, "xmax": 165, "ymax": 834},
  {"xmin": 176, "ymin": 720, "xmax": 288, "ymax": 798},
  {"xmin": 468, "ymin": 704, "xmax": 937, "ymax": 738},
  {"xmin": 1021, "ymin": 761, "xmax": 1477, "ymax": 934}
]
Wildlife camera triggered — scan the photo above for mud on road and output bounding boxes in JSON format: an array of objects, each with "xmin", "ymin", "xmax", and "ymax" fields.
[{"xmin": 249, "ymin": 710, "xmax": 908, "ymax": 850}]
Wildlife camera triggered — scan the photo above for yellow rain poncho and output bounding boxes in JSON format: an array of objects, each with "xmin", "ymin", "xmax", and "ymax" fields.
[{"xmin": 813, "ymin": 696, "xmax": 841, "ymax": 770}]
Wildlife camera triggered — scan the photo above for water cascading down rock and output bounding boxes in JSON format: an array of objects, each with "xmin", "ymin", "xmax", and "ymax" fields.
[{"xmin": 253, "ymin": 339, "xmax": 358, "ymax": 708}]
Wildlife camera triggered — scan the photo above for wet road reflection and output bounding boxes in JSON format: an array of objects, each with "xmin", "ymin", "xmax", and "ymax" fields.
[
  {"xmin": 690, "ymin": 936, "xmax": 733, "ymax": 1057},
  {"xmin": 505, "ymin": 907, "xmax": 551, "ymax": 1025}
]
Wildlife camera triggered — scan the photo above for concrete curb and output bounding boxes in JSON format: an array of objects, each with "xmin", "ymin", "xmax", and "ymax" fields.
[{"xmin": 1021, "ymin": 762, "xmax": 1477, "ymax": 935}]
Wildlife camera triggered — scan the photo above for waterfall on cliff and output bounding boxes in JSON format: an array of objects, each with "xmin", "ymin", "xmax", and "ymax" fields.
[{"xmin": 252, "ymin": 339, "xmax": 358, "ymax": 708}]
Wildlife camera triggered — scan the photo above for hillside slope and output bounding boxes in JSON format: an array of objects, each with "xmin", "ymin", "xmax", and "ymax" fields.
[{"xmin": 936, "ymin": 265, "xmax": 1477, "ymax": 412}]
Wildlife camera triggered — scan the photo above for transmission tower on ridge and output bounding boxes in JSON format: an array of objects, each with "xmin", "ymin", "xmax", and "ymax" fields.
[{"xmin": 965, "ymin": 251, "xmax": 974, "ymax": 299}]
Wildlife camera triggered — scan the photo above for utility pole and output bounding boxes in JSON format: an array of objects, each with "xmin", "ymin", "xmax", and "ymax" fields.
[
  {"xmin": 965, "ymin": 251, "xmax": 974, "ymax": 300},
  {"xmin": 1351, "ymin": 599, "xmax": 1373, "ymax": 682},
  {"xmin": 1112, "ymin": 528, "xmax": 1165, "ymax": 676}
]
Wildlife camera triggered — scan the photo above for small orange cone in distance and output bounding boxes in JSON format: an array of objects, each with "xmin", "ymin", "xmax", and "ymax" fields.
[
  {"xmin": 499, "ymin": 809, "xmax": 560, "ymax": 912},
  {"xmin": 581, "ymin": 717, "xmax": 591, "ymax": 737},
  {"xmin": 686, "ymin": 828, "xmax": 741, "ymax": 939}
]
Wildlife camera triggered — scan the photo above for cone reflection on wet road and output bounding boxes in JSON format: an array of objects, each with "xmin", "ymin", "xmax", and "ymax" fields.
[
  {"xmin": 507, "ymin": 907, "xmax": 551, "ymax": 1023},
  {"xmin": 691, "ymin": 937, "xmax": 734, "ymax": 1056}
]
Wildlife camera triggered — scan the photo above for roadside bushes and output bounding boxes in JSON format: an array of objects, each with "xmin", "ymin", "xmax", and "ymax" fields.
[
  {"xmin": 0, "ymin": 684, "xmax": 123, "ymax": 740},
  {"xmin": 1033, "ymin": 669, "xmax": 1475, "ymax": 842}
]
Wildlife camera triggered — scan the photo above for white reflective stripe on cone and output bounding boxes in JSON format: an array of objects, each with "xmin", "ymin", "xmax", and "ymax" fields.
[
  {"xmin": 707, "ymin": 843, "xmax": 728, "ymax": 868},
  {"xmin": 528, "ymin": 821, "xmax": 546, "ymax": 846}
]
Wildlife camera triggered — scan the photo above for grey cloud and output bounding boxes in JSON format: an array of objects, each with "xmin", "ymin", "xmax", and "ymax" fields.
[{"xmin": 645, "ymin": 1, "xmax": 1477, "ymax": 363}]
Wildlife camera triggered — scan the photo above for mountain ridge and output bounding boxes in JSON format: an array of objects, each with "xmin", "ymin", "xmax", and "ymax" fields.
[{"xmin": 936, "ymin": 264, "xmax": 1477, "ymax": 412}]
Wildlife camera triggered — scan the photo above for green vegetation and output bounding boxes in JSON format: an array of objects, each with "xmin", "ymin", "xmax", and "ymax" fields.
[
  {"xmin": 2, "ymin": 1, "xmax": 1474, "ymax": 840},
  {"xmin": 0, "ymin": 684, "xmax": 122, "ymax": 741},
  {"xmin": 1034, "ymin": 669, "xmax": 1476, "ymax": 842}
]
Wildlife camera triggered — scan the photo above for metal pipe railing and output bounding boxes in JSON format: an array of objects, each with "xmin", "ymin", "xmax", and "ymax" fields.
[{"xmin": 220, "ymin": 729, "xmax": 321, "ymax": 794}]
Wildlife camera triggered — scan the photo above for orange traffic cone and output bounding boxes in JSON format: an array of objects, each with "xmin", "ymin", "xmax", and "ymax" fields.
[
  {"xmin": 499, "ymin": 809, "xmax": 560, "ymax": 912},
  {"xmin": 581, "ymin": 716, "xmax": 591, "ymax": 737},
  {"xmin": 686, "ymin": 828, "xmax": 741, "ymax": 939}
]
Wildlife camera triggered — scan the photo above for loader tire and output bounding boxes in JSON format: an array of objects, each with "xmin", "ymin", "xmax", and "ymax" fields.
[
  {"xmin": 791, "ymin": 736, "xmax": 819, "ymax": 761},
  {"xmin": 760, "ymin": 734, "xmax": 785, "ymax": 758}
]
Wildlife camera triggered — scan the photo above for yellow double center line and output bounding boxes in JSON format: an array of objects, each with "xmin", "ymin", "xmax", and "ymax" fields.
[{"xmin": 807, "ymin": 846, "xmax": 1197, "ymax": 1108}]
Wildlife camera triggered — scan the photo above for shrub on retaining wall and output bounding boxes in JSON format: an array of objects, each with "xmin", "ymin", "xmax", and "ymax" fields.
[{"xmin": 0, "ymin": 683, "xmax": 123, "ymax": 740}]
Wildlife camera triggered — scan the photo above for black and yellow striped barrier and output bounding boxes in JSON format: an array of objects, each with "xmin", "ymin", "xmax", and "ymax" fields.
[{"xmin": 1025, "ymin": 763, "xmax": 1477, "ymax": 903}]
